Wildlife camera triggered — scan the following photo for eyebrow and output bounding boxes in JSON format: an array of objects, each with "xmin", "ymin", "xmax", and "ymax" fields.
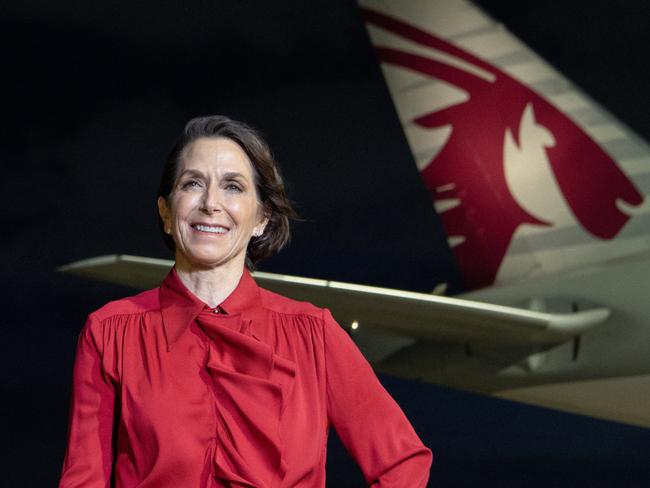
[
  {"xmin": 222, "ymin": 171, "xmax": 246, "ymax": 181},
  {"xmin": 177, "ymin": 169, "xmax": 250, "ymax": 185},
  {"xmin": 177, "ymin": 169, "xmax": 206, "ymax": 179}
]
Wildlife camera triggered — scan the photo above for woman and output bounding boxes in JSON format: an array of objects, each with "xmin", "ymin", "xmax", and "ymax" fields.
[{"xmin": 59, "ymin": 116, "xmax": 432, "ymax": 487}]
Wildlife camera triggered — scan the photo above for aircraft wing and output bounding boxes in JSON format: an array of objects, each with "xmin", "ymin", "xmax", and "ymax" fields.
[{"xmin": 59, "ymin": 255, "xmax": 609, "ymax": 352}]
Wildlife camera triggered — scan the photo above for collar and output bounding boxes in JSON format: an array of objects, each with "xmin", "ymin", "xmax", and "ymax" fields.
[{"xmin": 159, "ymin": 266, "xmax": 262, "ymax": 351}]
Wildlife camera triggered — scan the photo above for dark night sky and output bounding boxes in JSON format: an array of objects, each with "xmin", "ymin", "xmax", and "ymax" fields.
[
  {"xmin": 2, "ymin": 1, "xmax": 650, "ymax": 485},
  {"xmin": 1, "ymin": 0, "xmax": 457, "ymax": 292}
]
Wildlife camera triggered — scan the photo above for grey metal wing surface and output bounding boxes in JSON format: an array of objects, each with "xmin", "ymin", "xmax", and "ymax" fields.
[{"xmin": 59, "ymin": 254, "xmax": 608, "ymax": 351}]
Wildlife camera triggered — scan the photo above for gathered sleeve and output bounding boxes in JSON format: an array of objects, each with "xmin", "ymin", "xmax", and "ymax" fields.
[
  {"xmin": 59, "ymin": 314, "xmax": 116, "ymax": 488},
  {"xmin": 323, "ymin": 309, "xmax": 432, "ymax": 487}
]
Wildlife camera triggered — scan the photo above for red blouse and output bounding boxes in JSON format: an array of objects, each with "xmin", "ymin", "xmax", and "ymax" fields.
[{"xmin": 59, "ymin": 267, "xmax": 432, "ymax": 487}]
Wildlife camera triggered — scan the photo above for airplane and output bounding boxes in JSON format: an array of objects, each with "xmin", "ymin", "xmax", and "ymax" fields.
[{"xmin": 59, "ymin": 0, "xmax": 650, "ymax": 429}]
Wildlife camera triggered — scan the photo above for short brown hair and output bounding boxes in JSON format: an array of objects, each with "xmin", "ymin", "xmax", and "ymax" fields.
[{"xmin": 157, "ymin": 115, "xmax": 297, "ymax": 269}]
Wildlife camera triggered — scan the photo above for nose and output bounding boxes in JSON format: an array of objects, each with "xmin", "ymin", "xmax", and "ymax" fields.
[{"xmin": 199, "ymin": 185, "xmax": 222, "ymax": 214}]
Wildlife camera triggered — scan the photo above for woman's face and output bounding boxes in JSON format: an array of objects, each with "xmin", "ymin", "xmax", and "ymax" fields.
[{"xmin": 158, "ymin": 137, "xmax": 268, "ymax": 271}]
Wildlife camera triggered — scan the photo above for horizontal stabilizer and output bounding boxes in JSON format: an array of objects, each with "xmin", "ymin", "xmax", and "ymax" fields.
[{"xmin": 59, "ymin": 255, "xmax": 609, "ymax": 346}]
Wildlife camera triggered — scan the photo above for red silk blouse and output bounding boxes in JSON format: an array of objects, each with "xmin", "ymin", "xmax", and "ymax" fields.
[{"xmin": 59, "ymin": 267, "xmax": 432, "ymax": 487}]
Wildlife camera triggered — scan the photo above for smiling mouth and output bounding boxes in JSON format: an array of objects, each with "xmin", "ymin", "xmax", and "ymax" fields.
[{"xmin": 192, "ymin": 224, "xmax": 230, "ymax": 234}]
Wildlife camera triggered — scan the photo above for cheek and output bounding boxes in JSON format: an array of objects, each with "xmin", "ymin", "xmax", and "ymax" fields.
[
  {"xmin": 171, "ymin": 195, "xmax": 199, "ymax": 222},
  {"xmin": 225, "ymin": 199, "xmax": 252, "ymax": 224}
]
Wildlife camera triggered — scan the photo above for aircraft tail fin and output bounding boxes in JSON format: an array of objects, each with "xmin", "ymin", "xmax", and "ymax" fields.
[{"xmin": 359, "ymin": 0, "xmax": 649, "ymax": 290}]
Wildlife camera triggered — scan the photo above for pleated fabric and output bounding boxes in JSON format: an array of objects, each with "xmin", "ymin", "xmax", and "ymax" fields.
[{"xmin": 59, "ymin": 267, "xmax": 431, "ymax": 487}]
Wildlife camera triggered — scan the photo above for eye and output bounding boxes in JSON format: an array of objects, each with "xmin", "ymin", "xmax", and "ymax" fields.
[
  {"xmin": 180, "ymin": 179, "xmax": 201, "ymax": 190},
  {"xmin": 225, "ymin": 183, "xmax": 243, "ymax": 193}
]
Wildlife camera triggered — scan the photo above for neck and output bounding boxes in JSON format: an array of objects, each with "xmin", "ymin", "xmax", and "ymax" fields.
[{"xmin": 174, "ymin": 255, "xmax": 245, "ymax": 309}]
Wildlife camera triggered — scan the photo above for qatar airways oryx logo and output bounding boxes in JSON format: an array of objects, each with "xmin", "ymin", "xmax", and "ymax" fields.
[{"xmin": 362, "ymin": 8, "xmax": 644, "ymax": 290}]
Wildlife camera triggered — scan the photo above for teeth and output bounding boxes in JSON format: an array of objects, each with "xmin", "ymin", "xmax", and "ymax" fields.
[{"xmin": 195, "ymin": 224, "xmax": 228, "ymax": 234}]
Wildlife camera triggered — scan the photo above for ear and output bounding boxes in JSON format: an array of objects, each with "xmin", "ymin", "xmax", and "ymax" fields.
[
  {"xmin": 253, "ymin": 216, "xmax": 269, "ymax": 237},
  {"xmin": 157, "ymin": 196, "xmax": 172, "ymax": 234},
  {"xmin": 253, "ymin": 204, "xmax": 271, "ymax": 237}
]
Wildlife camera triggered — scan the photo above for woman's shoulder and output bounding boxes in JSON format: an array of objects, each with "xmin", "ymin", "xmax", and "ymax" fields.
[
  {"xmin": 258, "ymin": 287, "xmax": 325, "ymax": 320},
  {"xmin": 89, "ymin": 287, "xmax": 160, "ymax": 324}
]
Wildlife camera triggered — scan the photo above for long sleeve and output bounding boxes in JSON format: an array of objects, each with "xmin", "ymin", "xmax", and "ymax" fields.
[
  {"xmin": 323, "ymin": 309, "xmax": 432, "ymax": 487},
  {"xmin": 59, "ymin": 315, "xmax": 116, "ymax": 488}
]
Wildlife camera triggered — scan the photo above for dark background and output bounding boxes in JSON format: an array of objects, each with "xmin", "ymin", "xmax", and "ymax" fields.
[{"xmin": 2, "ymin": 0, "xmax": 650, "ymax": 485}]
